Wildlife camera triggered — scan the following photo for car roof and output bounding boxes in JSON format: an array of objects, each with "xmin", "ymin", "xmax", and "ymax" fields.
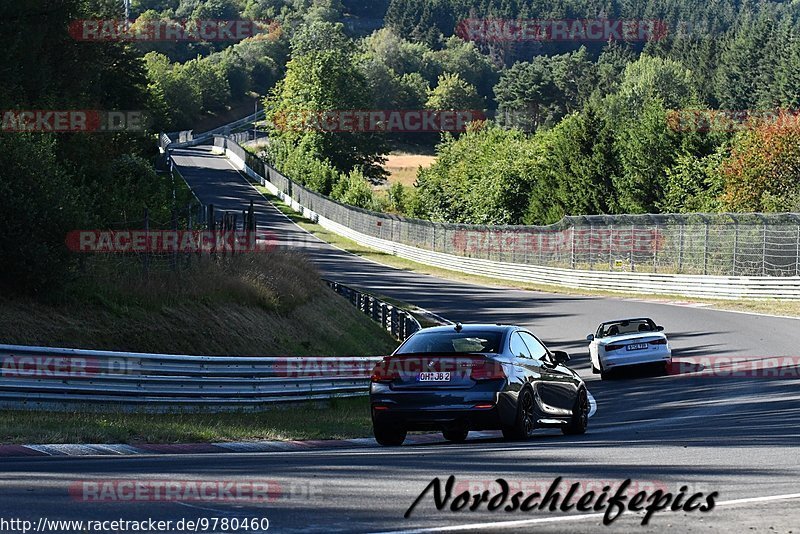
[{"xmin": 415, "ymin": 324, "xmax": 517, "ymax": 334}]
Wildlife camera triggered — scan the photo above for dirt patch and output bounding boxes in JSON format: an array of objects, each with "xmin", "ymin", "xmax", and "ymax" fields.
[{"xmin": 381, "ymin": 153, "xmax": 437, "ymax": 188}]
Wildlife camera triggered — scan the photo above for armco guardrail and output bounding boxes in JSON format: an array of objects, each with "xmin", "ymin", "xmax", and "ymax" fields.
[
  {"xmin": 211, "ymin": 135, "xmax": 800, "ymax": 299},
  {"xmin": 0, "ymin": 344, "xmax": 384, "ymax": 413},
  {"xmin": 324, "ymin": 280, "xmax": 420, "ymax": 340}
]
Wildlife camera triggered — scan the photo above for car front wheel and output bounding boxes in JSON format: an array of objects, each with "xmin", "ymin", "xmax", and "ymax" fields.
[{"xmin": 373, "ymin": 423, "xmax": 407, "ymax": 446}]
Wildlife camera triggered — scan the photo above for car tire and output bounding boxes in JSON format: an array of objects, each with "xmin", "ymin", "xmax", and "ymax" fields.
[
  {"xmin": 502, "ymin": 388, "xmax": 536, "ymax": 441},
  {"xmin": 442, "ymin": 429, "xmax": 469, "ymax": 442},
  {"xmin": 591, "ymin": 364, "xmax": 599, "ymax": 374},
  {"xmin": 373, "ymin": 423, "xmax": 406, "ymax": 446},
  {"xmin": 562, "ymin": 388, "xmax": 589, "ymax": 435}
]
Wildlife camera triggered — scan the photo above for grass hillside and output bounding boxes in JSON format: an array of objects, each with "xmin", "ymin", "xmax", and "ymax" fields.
[{"xmin": 0, "ymin": 251, "xmax": 397, "ymax": 357}]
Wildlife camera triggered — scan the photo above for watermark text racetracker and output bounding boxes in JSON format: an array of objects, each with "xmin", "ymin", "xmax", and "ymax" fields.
[
  {"xmin": 272, "ymin": 110, "xmax": 484, "ymax": 133},
  {"xmin": 69, "ymin": 19, "xmax": 278, "ymax": 42},
  {"xmin": 406, "ymin": 476, "xmax": 718, "ymax": 526},
  {"xmin": 65, "ymin": 230, "xmax": 279, "ymax": 254},
  {"xmin": 0, "ymin": 516, "xmax": 270, "ymax": 533},
  {"xmin": 456, "ymin": 18, "xmax": 668, "ymax": 43},
  {"xmin": 1, "ymin": 110, "xmax": 149, "ymax": 133},
  {"xmin": 667, "ymin": 356, "xmax": 800, "ymax": 378}
]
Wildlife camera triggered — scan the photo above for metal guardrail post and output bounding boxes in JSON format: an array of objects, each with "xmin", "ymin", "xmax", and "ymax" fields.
[{"xmin": 732, "ymin": 214, "xmax": 739, "ymax": 276}]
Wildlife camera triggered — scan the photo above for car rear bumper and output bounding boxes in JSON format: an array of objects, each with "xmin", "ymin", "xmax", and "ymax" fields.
[
  {"xmin": 369, "ymin": 384, "xmax": 515, "ymax": 431},
  {"xmin": 602, "ymin": 348, "xmax": 672, "ymax": 370}
]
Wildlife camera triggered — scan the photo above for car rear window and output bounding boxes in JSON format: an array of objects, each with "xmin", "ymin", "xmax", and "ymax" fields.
[{"xmin": 396, "ymin": 331, "xmax": 503, "ymax": 354}]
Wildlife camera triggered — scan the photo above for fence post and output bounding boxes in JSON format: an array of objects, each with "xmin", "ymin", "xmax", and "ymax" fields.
[
  {"xmin": 732, "ymin": 219, "xmax": 739, "ymax": 276},
  {"xmin": 170, "ymin": 208, "xmax": 178, "ymax": 272},
  {"xmin": 608, "ymin": 224, "xmax": 614, "ymax": 270},
  {"xmin": 589, "ymin": 223, "xmax": 594, "ymax": 270},
  {"xmin": 630, "ymin": 224, "xmax": 635, "ymax": 272},
  {"xmin": 652, "ymin": 222, "xmax": 658, "ymax": 273},
  {"xmin": 678, "ymin": 220, "xmax": 684, "ymax": 274},
  {"xmin": 570, "ymin": 225, "xmax": 576, "ymax": 269},
  {"xmin": 186, "ymin": 203, "xmax": 193, "ymax": 268},
  {"xmin": 762, "ymin": 221, "xmax": 767, "ymax": 276},
  {"xmin": 143, "ymin": 208, "xmax": 149, "ymax": 276},
  {"xmin": 796, "ymin": 222, "xmax": 800, "ymax": 277},
  {"xmin": 703, "ymin": 219, "xmax": 709, "ymax": 275}
]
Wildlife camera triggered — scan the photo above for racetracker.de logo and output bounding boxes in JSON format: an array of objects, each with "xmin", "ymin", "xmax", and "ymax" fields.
[
  {"xmin": 455, "ymin": 18, "xmax": 668, "ymax": 43},
  {"xmin": 68, "ymin": 19, "xmax": 277, "ymax": 42},
  {"xmin": 65, "ymin": 230, "xmax": 278, "ymax": 254},
  {"xmin": 1, "ymin": 110, "xmax": 148, "ymax": 133},
  {"xmin": 451, "ymin": 228, "xmax": 664, "ymax": 255},
  {"xmin": 667, "ymin": 356, "xmax": 800, "ymax": 378},
  {"xmin": 275, "ymin": 358, "xmax": 376, "ymax": 378},
  {"xmin": 271, "ymin": 110, "xmax": 485, "ymax": 133},
  {"xmin": 69, "ymin": 480, "xmax": 282, "ymax": 503},
  {"xmin": 667, "ymin": 109, "xmax": 800, "ymax": 132}
]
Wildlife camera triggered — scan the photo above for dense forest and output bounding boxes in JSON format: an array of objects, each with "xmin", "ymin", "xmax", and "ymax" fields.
[{"xmin": 2, "ymin": 0, "xmax": 800, "ymax": 296}]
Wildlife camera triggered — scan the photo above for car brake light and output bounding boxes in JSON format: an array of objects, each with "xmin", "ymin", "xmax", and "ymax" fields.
[
  {"xmin": 470, "ymin": 360, "xmax": 506, "ymax": 381},
  {"xmin": 370, "ymin": 358, "xmax": 399, "ymax": 383},
  {"xmin": 649, "ymin": 339, "xmax": 667, "ymax": 345},
  {"xmin": 605, "ymin": 344, "xmax": 623, "ymax": 351},
  {"xmin": 473, "ymin": 403, "xmax": 495, "ymax": 409}
]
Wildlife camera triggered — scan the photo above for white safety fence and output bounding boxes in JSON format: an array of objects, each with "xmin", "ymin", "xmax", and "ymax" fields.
[{"xmin": 218, "ymin": 138, "xmax": 800, "ymax": 300}]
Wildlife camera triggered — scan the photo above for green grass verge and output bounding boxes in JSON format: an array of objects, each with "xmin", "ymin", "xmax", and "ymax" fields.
[
  {"xmin": 0, "ymin": 397, "xmax": 371, "ymax": 444},
  {"xmin": 258, "ymin": 186, "xmax": 800, "ymax": 319}
]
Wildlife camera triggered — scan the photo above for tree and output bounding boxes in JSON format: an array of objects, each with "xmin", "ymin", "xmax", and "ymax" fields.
[
  {"xmin": 414, "ymin": 126, "xmax": 541, "ymax": 224},
  {"xmin": 0, "ymin": 136, "xmax": 82, "ymax": 295},
  {"xmin": 331, "ymin": 169, "xmax": 376, "ymax": 208},
  {"xmin": 533, "ymin": 105, "xmax": 617, "ymax": 222},
  {"xmin": 426, "ymin": 73, "xmax": 483, "ymax": 111},
  {"xmin": 265, "ymin": 21, "xmax": 387, "ymax": 177},
  {"xmin": 494, "ymin": 59, "xmax": 559, "ymax": 131},
  {"xmin": 612, "ymin": 97, "xmax": 680, "ymax": 213},
  {"xmin": 660, "ymin": 150, "xmax": 725, "ymax": 213},
  {"xmin": 720, "ymin": 118, "xmax": 800, "ymax": 212}
]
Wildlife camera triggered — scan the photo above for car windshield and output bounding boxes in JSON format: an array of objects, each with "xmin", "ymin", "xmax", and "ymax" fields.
[
  {"xmin": 599, "ymin": 319, "xmax": 655, "ymax": 337},
  {"xmin": 396, "ymin": 331, "xmax": 502, "ymax": 354}
]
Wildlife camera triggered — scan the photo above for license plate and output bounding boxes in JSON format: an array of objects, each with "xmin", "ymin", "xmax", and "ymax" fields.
[
  {"xmin": 418, "ymin": 372, "xmax": 451, "ymax": 382},
  {"xmin": 626, "ymin": 343, "xmax": 648, "ymax": 351}
]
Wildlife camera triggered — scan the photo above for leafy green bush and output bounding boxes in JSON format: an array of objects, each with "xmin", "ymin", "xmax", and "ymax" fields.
[{"xmin": 0, "ymin": 136, "xmax": 82, "ymax": 296}]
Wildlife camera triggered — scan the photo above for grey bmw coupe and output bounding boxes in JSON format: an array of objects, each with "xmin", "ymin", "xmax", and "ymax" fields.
[{"xmin": 369, "ymin": 323, "xmax": 590, "ymax": 446}]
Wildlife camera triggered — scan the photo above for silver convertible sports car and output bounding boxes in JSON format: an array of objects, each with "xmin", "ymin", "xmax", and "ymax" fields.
[{"xmin": 587, "ymin": 318, "xmax": 672, "ymax": 379}]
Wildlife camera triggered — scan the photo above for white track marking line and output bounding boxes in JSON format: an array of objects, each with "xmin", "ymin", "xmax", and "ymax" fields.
[{"xmin": 370, "ymin": 492, "xmax": 800, "ymax": 533}]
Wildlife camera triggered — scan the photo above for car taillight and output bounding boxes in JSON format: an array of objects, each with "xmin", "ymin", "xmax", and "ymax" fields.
[
  {"xmin": 605, "ymin": 344, "xmax": 623, "ymax": 352},
  {"xmin": 370, "ymin": 358, "xmax": 399, "ymax": 383},
  {"xmin": 470, "ymin": 360, "xmax": 506, "ymax": 381},
  {"xmin": 649, "ymin": 339, "xmax": 667, "ymax": 345}
]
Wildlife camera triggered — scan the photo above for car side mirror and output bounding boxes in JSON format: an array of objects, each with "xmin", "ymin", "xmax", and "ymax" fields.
[
  {"xmin": 552, "ymin": 350, "xmax": 570, "ymax": 364},
  {"xmin": 656, "ymin": 326, "xmax": 664, "ymax": 332},
  {"xmin": 586, "ymin": 334, "xmax": 595, "ymax": 341}
]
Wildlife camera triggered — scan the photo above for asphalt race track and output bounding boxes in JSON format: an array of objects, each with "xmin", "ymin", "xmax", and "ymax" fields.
[{"xmin": 3, "ymin": 145, "xmax": 798, "ymax": 533}]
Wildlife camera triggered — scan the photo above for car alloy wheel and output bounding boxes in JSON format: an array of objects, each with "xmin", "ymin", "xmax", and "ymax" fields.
[
  {"xmin": 503, "ymin": 388, "xmax": 537, "ymax": 441},
  {"xmin": 562, "ymin": 388, "xmax": 589, "ymax": 435}
]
